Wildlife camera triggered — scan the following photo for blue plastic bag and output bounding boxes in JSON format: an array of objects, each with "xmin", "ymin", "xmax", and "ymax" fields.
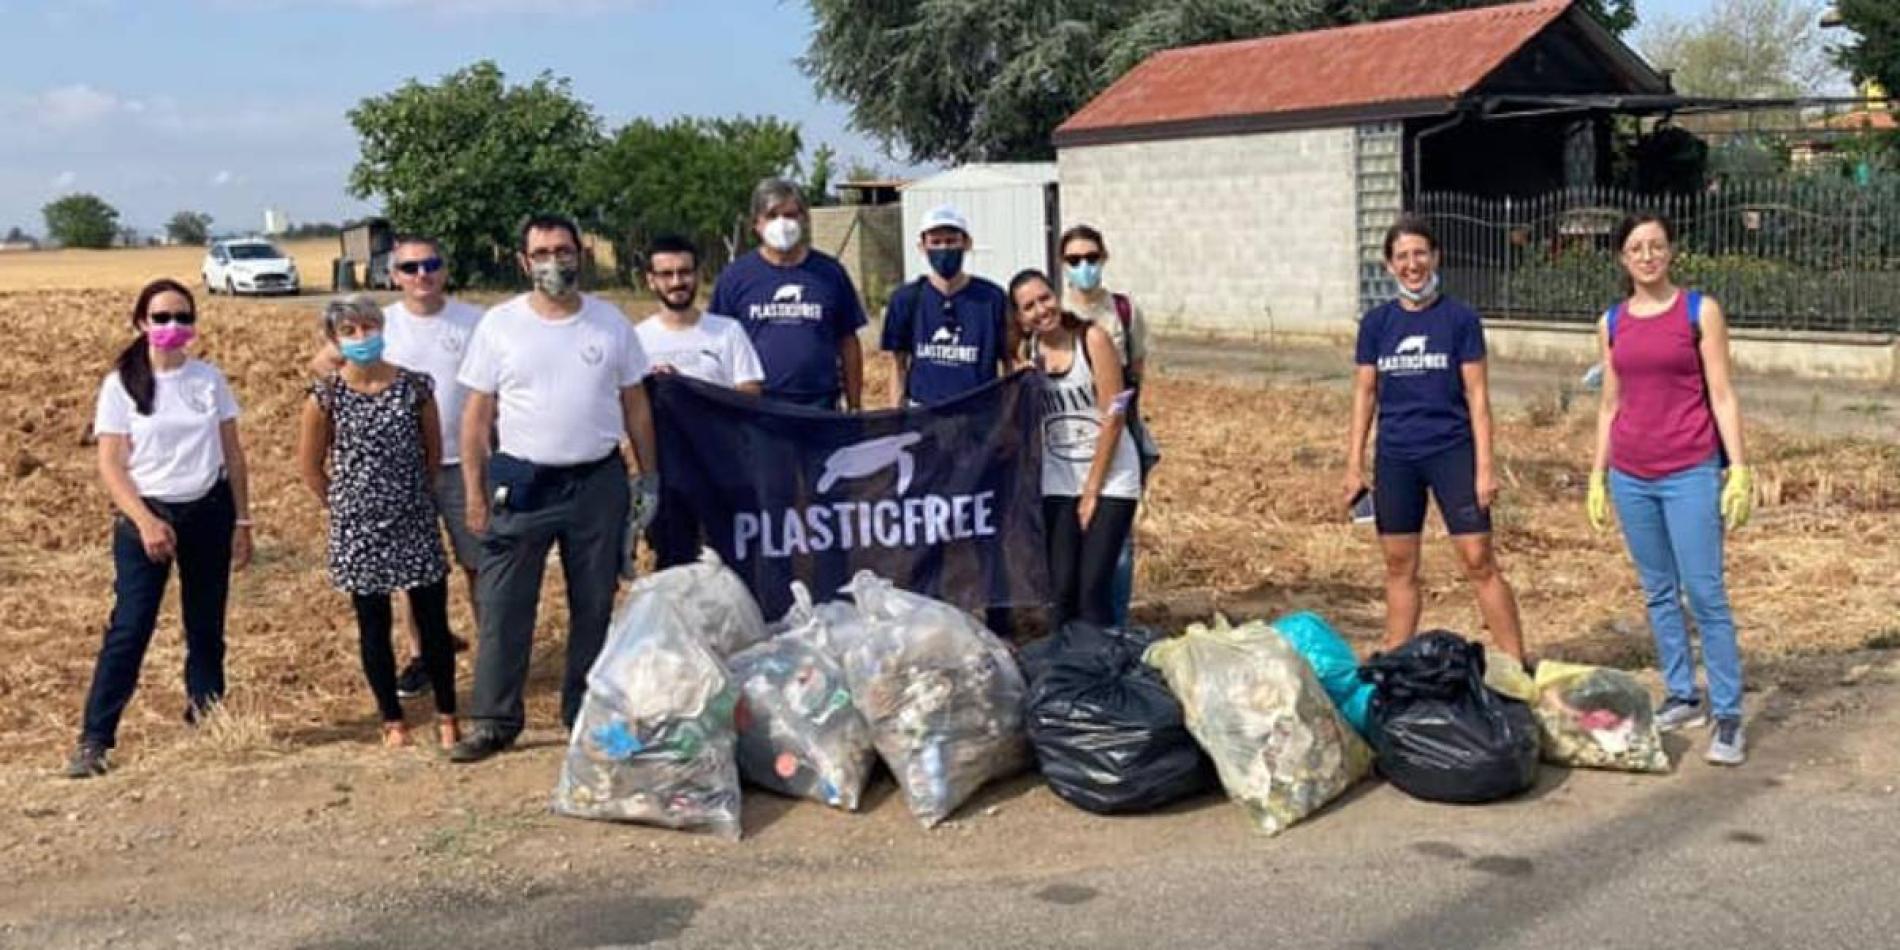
[{"xmin": 1270, "ymin": 612, "xmax": 1374, "ymax": 739}]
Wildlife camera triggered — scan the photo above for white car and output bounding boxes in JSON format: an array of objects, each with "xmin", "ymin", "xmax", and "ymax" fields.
[{"xmin": 202, "ymin": 238, "xmax": 299, "ymax": 296}]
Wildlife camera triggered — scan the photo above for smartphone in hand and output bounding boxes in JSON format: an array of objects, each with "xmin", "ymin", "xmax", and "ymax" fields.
[{"xmin": 1348, "ymin": 487, "xmax": 1375, "ymax": 526}]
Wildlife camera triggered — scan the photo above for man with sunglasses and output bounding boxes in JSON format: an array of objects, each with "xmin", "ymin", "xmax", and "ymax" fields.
[
  {"xmin": 309, "ymin": 235, "xmax": 484, "ymax": 700},
  {"xmin": 635, "ymin": 234, "xmax": 763, "ymax": 567},
  {"xmin": 451, "ymin": 213, "xmax": 659, "ymax": 763},
  {"xmin": 880, "ymin": 205, "xmax": 1014, "ymax": 408}
]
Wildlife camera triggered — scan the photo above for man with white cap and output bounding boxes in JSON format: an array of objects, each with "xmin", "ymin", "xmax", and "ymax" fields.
[{"xmin": 880, "ymin": 204, "xmax": 1015, "ymax": 407}]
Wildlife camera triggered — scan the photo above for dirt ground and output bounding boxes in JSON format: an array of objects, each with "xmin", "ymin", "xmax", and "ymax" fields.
[{"xmin": 0, "ymin": 273, "xmax": 1895, "ymax": 947}]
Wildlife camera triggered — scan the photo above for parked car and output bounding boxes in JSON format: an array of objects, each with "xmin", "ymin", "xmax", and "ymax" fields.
[{"xmin": 202, "ymin": 239, "xmax": 300, "ymax": 296}]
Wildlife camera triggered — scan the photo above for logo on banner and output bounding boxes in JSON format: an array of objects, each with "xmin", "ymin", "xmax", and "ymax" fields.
[{"xmin": 733, "ymin": 431, "xmax": 997, "ymax": 560}]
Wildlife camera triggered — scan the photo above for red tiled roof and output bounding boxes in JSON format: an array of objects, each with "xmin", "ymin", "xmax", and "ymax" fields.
[{"xmin": 1057, "ymin": 0, "xmax": 1573, "ymax": 143}]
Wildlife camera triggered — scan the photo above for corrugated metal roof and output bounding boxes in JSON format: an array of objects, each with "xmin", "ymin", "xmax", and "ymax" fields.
[{"xmin": 1057, "ymin": 0, "xmax": 1575, "ymax": 143}]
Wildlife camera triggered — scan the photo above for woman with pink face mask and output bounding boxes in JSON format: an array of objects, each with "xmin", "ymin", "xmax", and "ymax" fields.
[{"xmin": 68, "ymin": 279, "xmax": 253, "ymax": 778}]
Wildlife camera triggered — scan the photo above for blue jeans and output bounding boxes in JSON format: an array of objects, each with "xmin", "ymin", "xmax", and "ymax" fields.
[
  {"xmin": 81, "ymin": 481, "xmax": 235, "ymax": 748},
  {"xmin": 1610, "ymin": 459, "xmax": 1744, "ymax": 720}
]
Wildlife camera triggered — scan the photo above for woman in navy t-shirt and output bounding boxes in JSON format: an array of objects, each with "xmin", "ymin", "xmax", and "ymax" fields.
[{"xmin": 1343, "ymin": 216, "xmax": 1525, "ymax": 661}]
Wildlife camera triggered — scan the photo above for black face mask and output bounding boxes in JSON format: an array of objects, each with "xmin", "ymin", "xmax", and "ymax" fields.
[{"xmin": 927, "ymin": 247, "xmax": 965, "ymax": 279}]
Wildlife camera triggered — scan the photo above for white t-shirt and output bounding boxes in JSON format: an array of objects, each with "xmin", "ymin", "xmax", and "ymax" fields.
[
  {"xmin": 382, "ymin": 298, "xmax": 483, "ymax": 465},
  {"xmin": 458, "ymin": 293, "xmax": 650, "ymax": 467},
  {"xmin": 92, "ymin": 359, "xmax": 241, "ymax": 503},
  {"xmin": 634, "ymin": 311, "xmax": 765, "ymax": 389}
]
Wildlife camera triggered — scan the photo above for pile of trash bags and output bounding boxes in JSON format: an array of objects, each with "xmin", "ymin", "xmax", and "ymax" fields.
[
  {"xmin": 728, "ymin": 584, "xmax": 878, "ymax": 811},
  {"xmin": 1146, "ymin": 615, "xmax": 1371, "ymax": 834},
  {"xmin": 553, "ymin": 587, "xmax": 745, "ymax": 839},
  {"xmin": 1360, "ymin": 631, "xmax": 1540, "ymax": 804},
  {"xmin": 1022, "ymin": 622, "xmax": 1215, "ymax": 815},
  {"xmin": 836, "ymin": 572, "xmax": 1030, "ymax": 827}
]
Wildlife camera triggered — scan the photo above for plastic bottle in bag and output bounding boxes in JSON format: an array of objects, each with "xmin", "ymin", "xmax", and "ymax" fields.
[
  {"xmin": 838, "ymin": 572, "xmax": 1029, "ymax": 828},
  {"xmin": 1145, "ymin": 615, "xmax": 1371, "ymax": 835}
]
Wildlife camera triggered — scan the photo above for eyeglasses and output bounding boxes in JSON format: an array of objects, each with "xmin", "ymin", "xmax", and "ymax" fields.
[
  {"xmin": 527, "ymin": 248, "xmax": 579, "ymax": 263},
  {"xmin": 395, "ymin": 257, "xmax": 444, "ymax": 275},
  {"xmin": 1062, "ymin": 252, "xmax": 1104, "ymax": 266},
  {"xmin": 650, "ymin": 268, "xmax": 696, "ymax": 282},
  {"xmin": 147, "ymin": 310, "xmax": 197, "ymax": 326}
]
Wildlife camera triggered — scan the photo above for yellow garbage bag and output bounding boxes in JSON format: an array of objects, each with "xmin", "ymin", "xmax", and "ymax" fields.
[{"xmin": 1532, "ymin": 661, "xmax": 1672, "ymax": 773}]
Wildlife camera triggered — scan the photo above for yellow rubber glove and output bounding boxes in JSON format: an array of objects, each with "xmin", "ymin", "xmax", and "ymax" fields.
[
  {"xmin": 1586, "ymin": 468, "xmax": 1610, "ymax": 532},
  {"xmin": 1721, "ymin": 465, "xmax": 1753, "ymax": 531}
]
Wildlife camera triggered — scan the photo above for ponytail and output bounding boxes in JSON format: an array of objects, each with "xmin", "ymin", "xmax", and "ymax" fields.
[{"xmin": 120, "ymin": 278, "xmax": 196, "ymax": 416}]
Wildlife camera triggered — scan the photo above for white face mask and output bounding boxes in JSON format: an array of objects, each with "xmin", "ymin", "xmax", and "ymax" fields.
[
  {"xmin": 1395, "ymin": 271, "xmax": 1441, "ymax": 305},
  {"xmin": 761, "ymin": 217, "xmax": 802, "ymax": 253}
]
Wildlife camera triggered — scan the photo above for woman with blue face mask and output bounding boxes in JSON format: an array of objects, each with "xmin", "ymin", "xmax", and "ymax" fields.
[{"xmin": 296, "ymin": 295, "xmax": 459, "ymax": 750}]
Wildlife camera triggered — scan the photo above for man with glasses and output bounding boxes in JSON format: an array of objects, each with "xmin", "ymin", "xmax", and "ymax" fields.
[
  {"xmin": 635, "ymin": 234, "xmax": 763, "ymax": 567},
  {"xmin": 709, "ymin": 177, "xmax": 866, "ymax": 411},
  {"xmin": 880, "ymin": 205, "xmax": 1014, "ymax": 407},
  {"xmin": 450, "ymin": 214, "xmax": 659, "ymax": 763},
  {"xmin": 310, "ymin": 235, "xmax": 483, "ymax": 700}
]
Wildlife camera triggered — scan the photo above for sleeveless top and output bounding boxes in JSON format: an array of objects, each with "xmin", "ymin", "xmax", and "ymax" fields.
[
  {"xmin": 1609, "ymin": 291, "xmax": 1720, "ymax": 479},
  {"xmin": 311, "ymin": 369, "xmax": 448, "ymax": 595},
  {"xmin": 1034, "ymin": 332, "xmax": 1141, "ymax": 500}
]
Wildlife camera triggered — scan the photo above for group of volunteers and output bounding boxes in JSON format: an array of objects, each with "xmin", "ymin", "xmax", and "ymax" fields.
[{"xmin": 65, "ymin": 174, "xmax": 1753, "ymax": 779}]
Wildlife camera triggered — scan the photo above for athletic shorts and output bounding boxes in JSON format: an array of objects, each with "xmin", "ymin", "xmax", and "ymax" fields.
[
  {"xmin": 432, "ymin": 464, "xmax": 483, "ymax": 570},
  {"xmin": 1373, "ymin": 442, "xmax": 1491, "ymax": 536}
]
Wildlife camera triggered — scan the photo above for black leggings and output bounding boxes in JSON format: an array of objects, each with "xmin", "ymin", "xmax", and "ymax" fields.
[
  {"xmin": 1043, "ymin": 496, "xmax": 1138, "ymax": 627},
  {"xmin": 352, "ymin": 581, "xmax": 456, "ymax": 722}
]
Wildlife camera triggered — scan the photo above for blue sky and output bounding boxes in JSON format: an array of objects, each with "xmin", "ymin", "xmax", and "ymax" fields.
[{"xmin": 1, "ymin": 0, "xmax": 1728, "ymax": 236}]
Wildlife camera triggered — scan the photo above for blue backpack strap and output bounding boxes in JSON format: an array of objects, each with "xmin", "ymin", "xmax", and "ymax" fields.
[
  {"xmin": 1605, "ymin": 302, "xmax": 1621, "ymax": 346},
  {"xmin": 1685, "ymin": 289, "xmax": 1703, "ymax": 339}
]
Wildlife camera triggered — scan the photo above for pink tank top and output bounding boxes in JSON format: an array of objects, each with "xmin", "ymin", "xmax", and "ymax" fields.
[{"xmin": 1609, "ymin": 292, "xmax": 1719, "ymax": 479}]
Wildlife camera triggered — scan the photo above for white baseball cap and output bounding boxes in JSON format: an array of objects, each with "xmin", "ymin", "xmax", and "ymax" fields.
[{"xmin": 919, "ymin": 204, "xmax": 970, "ymax": 237}]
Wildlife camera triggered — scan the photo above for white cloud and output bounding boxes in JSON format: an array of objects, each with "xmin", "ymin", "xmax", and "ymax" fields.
[
  {"xmin": 51, "ymin": 170, "xmax": 76, "ymax": 188},
  {"xmin": 211, "ymin": 170, "xmax": 234, "ymax": 187},
  {"xmin": 36, "ymin": 84, "xmax": 123, "ymax": 130}
]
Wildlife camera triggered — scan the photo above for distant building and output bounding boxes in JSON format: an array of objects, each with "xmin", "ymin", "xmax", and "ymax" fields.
[{"xmin": 263, "ymin": 208, "xmax": 289, "ymax": 236}]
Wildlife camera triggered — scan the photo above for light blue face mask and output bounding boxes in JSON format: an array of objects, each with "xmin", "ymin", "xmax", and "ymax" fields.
[
  {"xmin": 1065, "ymin": 261, "xmax": 1103, "ymax": 292},
  {"xmin": 1395, "ymin": 271, "xmax": 1441, "ymax": 305},
  {"xmin": 339, "ymin": 333, "xmax": 385, "ymax": 365}
]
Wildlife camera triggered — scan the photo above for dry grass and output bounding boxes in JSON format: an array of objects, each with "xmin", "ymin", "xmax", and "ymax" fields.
[
  {"xmin": 0, "ymin": 281, "xmax": 1894, "ymax": 766},
  {"xmin": 0, "ymin": 239, "xmax": 334, "ymax": 293}
]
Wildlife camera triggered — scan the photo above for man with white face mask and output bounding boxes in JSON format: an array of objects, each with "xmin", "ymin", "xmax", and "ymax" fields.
[
  {"xmin": 709, "ymin": 177, "xmax": 867, "ymax": 410},
  {"xmin": 450, "ymin": 214, "xmax": 660, "ymax": 763}
]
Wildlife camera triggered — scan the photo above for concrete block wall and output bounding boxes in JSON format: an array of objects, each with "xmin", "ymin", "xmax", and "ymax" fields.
[
  {"xmin": 1057, "ymin": 127, "xmax": 1361, "ymax": 337},
  {"xmin": 810, "ymin": 204, "xmax": 904, "ymax": 308}
]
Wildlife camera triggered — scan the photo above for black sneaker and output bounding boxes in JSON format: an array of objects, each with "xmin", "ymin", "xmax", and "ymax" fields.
[
  {"xmin": 395, "ymin": 659, "xmax": 431, "ymax": 699},
  {"xmin": 65, "ymin": 742, "xmax": 109, "ymax": 779},
  {"xmin": 450, "ymin": 634, "xmax": 471, "ymax": 654},
  {"xmin": 448, "ymin": 728, "xmax": 512, "ymax": 764}
]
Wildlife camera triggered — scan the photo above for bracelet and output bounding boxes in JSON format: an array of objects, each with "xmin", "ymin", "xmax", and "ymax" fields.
[{"xmin": 235, "ymin": 519, "xmax": 255, "ymax": 527}]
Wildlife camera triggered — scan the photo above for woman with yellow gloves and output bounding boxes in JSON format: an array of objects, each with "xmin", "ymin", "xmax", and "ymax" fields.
[{"xmin": 1587, "ymin": 213, "xmax": 1751, "ymax": 766}]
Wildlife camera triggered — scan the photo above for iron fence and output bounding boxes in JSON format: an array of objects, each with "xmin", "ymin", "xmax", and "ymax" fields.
[{"xmin": 1415, "ymin": 181, "xmax": 1900, "ymax": 335}]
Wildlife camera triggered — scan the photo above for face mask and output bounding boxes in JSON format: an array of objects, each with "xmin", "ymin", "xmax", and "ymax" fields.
[
  {"xmin": 339, "ymin": 334, "xmax": 385, "ymax": 365},
  {"xmin": 147, "ymin": 324, "xmax": 195, "ymax": 351},
  {"xmin": 926, "ymin": 247, "xmax": 965, "ymax": 280},
  {"xmin": 761, "ymin": 217, "xmax": 802, "ymax": 253},
  {"xmin": 531, "ymin": 258, "xmax": 580, "ymax": 298},
  {"xmin": 1395, "ymin": 271, "xmax": 1441, "ymax": 305},
  {"xmin": 1065, "ymin": 261, "xmax": 1103, "ymax": 292}
]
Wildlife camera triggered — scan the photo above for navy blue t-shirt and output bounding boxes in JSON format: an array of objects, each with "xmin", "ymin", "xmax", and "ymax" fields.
[
  {"xmin": 710, "ymin": 249, "xmax": 867, "ymax": 400},
  {"xmin": 1354, "ymin": 295, "xmax": 1487, "ymax": 461},
  {"xmin": 879, "ymin": 276, "xmax": 1009, "ymax": 405}
]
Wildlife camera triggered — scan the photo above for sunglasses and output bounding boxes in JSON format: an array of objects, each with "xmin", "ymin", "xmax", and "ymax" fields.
[
  {"xmin": 147, "ymin": 310, "xmax": 197, "ymax": 326},
  {"xmin": 1062, "ymin": 253, "xmax": 1104, "ymax": 266},
  {"xmin": 395, "ymin": 257, "xmax": 444, "ymax": 275}
]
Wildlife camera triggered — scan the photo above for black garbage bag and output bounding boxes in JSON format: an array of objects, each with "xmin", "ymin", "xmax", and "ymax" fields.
[
  {"xmin": 1026, "ymin": 622, "xmax": 1217, "ymax": 815},
  {"xmin": 1360, "ymin": 631, "xmax": 1540, "ymax": 804}
]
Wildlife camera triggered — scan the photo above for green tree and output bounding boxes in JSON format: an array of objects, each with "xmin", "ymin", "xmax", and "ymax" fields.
[
  {"xmin": 806, "ymin": 143, "xmax": 838, "ymax": 208},
  {"xmin": 578, "ymin": 115, "xmax": 801, "ymax": 283},
  {"xmin": 3, "ymin": 226, "xmax": 33, "ymax": 245},
  {"xmin": 1639, "ymin": 0, "xmax": 1836, "ymax": 99},
  {"xmin": 802, "ymin": 0, "xmax": 1637, "ymax": 165},
  {"xmin": 41, "ymin": 193, "xmax": 120, "ymax": 249},
  {"xmin": 348, "ymin": 61, "xmax": 602, "ymax": 286},
  {"xmin": 165, "ymin": 211, "xmax": 214, "ymax": 246},
  {"xmin": 1831, "ymin": 0, "xmax": 1900, "ymax": 93}
]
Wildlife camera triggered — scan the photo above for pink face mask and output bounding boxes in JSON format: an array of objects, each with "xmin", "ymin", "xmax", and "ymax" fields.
[{"xmin": 147, "ymin": 324, "xmax": 196, "ymax": 351}]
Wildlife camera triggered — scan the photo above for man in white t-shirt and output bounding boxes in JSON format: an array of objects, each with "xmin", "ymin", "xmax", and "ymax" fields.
[
  {"xmin": 634, "ymin": 234, "xmax": 763, "ymax": 568},
  {"xmin": 450, "ymin": 214, "xmax": 660, "ymax": 763},
  {"xmin": 310, "ymin": 235, "xmax": 485, "ymax": 700}
]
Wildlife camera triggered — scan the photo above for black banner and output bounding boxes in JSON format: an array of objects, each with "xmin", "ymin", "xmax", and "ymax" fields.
[{"xmin": 649, "ymin": 371, "xmax": 1048, "ymax": 619}]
